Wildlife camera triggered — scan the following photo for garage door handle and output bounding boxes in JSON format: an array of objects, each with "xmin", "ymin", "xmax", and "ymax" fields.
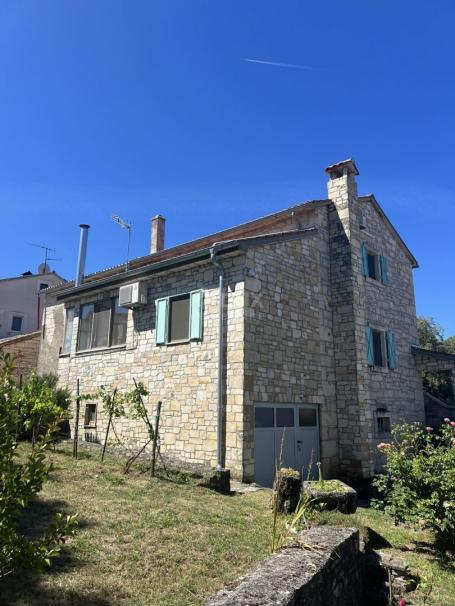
[{"xmin": 296, "ymin": 440, "xmax": 303, "ymax": 444}]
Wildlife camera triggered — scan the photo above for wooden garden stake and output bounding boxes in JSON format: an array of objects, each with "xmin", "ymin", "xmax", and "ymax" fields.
[
  {"xmin": 73, "ymin": 378, "xmax": 80, "ymax": 459},
  {"xmin": 101, "ymin": 388, "xmax": 117, "ymax": 463},
  {"xmin": 151, "ymin": 401, "xmax": 162, "ymax": 478}
]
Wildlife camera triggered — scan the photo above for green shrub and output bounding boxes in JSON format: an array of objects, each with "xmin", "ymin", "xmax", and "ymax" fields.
[
  {"xmin": 0, "ymin": 351, "xmax": 77, "ymax": 578},
  {"xmin": 372, "ymin": 421, "xmax": 455, "ymax": 549}
]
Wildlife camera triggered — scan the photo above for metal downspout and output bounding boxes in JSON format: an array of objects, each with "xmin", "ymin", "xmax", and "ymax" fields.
[{"xmin": 210, "ymin": 246, "xmax": 225, "ymax": 470}]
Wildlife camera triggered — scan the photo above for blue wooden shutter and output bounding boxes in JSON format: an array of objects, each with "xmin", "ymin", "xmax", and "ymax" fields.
[
  {"xmin": 189, "ymin": 290, "xmax": 203, "ymax": 340},
  {"xmin": 386, "ymin": 331, "xmax": 396, "ymax": 369},
  {"xmin": 380, "ymin": 256, "xmax": 389, "ymax": 285},
  {"xmin": 366, "ymin": 326, "xmax": 374, "ymax": 366},
  {"xmin": 155, "ymin": 297, "xmax": 169, "ymax": 345},
  {"xmin": 361, "ymin": 243, "xmax": 368, "ymax": 277}
]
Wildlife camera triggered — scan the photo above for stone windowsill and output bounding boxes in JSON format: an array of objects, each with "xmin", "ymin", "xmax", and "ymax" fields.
[{"xmin": 74, "ymin": 344, "xmax": 127, "ymax": 358}]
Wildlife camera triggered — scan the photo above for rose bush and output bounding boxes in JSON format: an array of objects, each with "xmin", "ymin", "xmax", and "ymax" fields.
[{"xmin": 372, "ymin": 420, "xmax": 455, "ymax": 549}]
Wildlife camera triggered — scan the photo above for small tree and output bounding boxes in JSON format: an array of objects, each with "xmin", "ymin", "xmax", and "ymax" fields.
[
  {"xmin": 373, "ymin": 420, "xmax": 455, "ymax": 549},
  {"xmin": 0, "ymin": 351, "xmax": 77, "ymax": 579},
  {"xmin": 15, "ymin": 372, "xmax": 71, "ymax": 443}
]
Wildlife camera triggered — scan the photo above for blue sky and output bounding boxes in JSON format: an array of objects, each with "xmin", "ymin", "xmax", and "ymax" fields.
[{"xmin": 0, "ymin": 1, "xmax": 454, "ymax": 335}]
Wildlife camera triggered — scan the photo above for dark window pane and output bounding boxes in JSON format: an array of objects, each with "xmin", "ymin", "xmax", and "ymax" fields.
[
  {"xmin": 92, "ymin": 301, "xmax": 111, "ymax": 348},
  {"xmin": 11, "ymin": 316, "xmax": 22, "ymax": 331},
  {"xmin": 377, "ymin": 417, "xmax": 391, "ymax": 434},
  {"xmin": 367, "ymin": 253, "xmax": 377, "ymax": 280},
  {"xmin": 169, "ymin": 295, "xmax": 190, "ymax": 342},
  {"xmin": 276, "ymin": 407, "xmax": 294, "ymax": 427},
  {"xmin": 255, "ymin": 407, "xmax": 274, "ymax": 428},
  {"xmin": 77, "ymin": 303, "xmax": 94, "ymax": 350},
  {"xmin": 111, "ymin": 298, "xmax": 128, "ymax": 346},
  {"xmin": 372, "ymin": 330, "xmax": 383, "ymax": 366},
  {"xmin": 39, "ymin": 283, "xmax": 48, "ymax": 290},
  {"xmin": 84, "ymin": 403, "xmax": 97, "ymax": 427},
  {"xmin": 62, "ymin": 307, "xmax": 74, "ymax": 354},
  {"xmin": 299, "ymin": 408, "xmax": 317, "ymax": 427}
]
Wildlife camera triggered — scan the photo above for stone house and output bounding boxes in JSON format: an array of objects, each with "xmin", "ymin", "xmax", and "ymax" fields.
[{"xmin": 38, "ymin": 159, "xmax": 455, "ymax": 485}]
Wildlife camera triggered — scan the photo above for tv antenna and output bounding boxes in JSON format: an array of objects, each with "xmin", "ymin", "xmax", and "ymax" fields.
[
  {"xmin": 28, "ymin": 242, "xmax": 62, "ymax": 273},
  {"xmin": 112, "ymin": 215, "xmax": 132, "ymax": 271}
]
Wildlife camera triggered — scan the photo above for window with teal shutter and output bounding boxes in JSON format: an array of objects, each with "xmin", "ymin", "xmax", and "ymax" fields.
[
  {"xmin": 365, "ymin": 326, "xmax": 375, "ymax": 366},
  {"xmin": 189, "ymin": 290, "xmax": 203, "ymax": 340},
  {"xmin": 155, "ymin": 298, "xmax": 168, "ymax": 345},
  {"xmin": 361, "ymin": 243, "xmax": 369, "ymax": 277},
  {"xmin": 380, "ymin": 256, "xmax": 389, "ymax": 285},
  {"xmin": 386, "ymin": 331, "xmax": 396, "ymax": 369}
]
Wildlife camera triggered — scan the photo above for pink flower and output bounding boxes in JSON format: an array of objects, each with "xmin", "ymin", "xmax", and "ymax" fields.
[
  {"xmin": 426, "ymin": 426, "xmax": 433, "ymax": 432},
  {"xmin": 377, "ymin": 442, "xmax": 391, "ymax": 451},
  {"xmin": 444, "ymin": 417, "xmax": 451, "ymax": 423},
  {"xmin": 399, "ymin": 599, "xmax": 406, "ymax": 606},
  {"xmin": 450, "ymin": 421, "xmax": 455, "ymax": 428},
  {"xmin": 451, "ymin": 438, "xmax": 455, "ymax": 447}
]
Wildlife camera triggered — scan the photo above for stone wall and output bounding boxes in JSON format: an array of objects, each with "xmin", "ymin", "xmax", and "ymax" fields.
[
  {"xmin": 40, "ymin": 254, "xmax": 247, "ymax": 479},
  {"xmin": 205, "ymin": 526, "xmax": 362, "ymax": 606},
  {"xmin": 0, "ymin": 331, "xmax": 40, "ymax": 381},
  {"xmin": 358, "ymin": 196, "xmax": 424, "ymax": 473},
  {"xmin": 327, "ymin": 169, "xmax": 424, "ymax": 478},
  {"xmin": 243, "ymin": 212, "xmax": 338, "ymax": 480}
]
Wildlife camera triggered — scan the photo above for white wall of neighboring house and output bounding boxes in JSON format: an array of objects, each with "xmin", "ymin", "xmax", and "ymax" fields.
[{"xmin": 0, "ymin": 270, "xmax": 65, "ymax": 339}]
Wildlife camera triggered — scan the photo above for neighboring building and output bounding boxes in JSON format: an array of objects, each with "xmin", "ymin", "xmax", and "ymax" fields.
[
  {"xmin": 0, "ymin": 268, "xmax": 65, "ymax": 339},
  {"xmin": 0, "ymin": 331, "xmax": 41, "ymax": 381},
  {"xmin": 38, "ymin": 160, "xmax": 455, "ymax": 485}
]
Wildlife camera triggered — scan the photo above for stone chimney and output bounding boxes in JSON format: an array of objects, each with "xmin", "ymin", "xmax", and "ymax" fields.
[
  {"xmin": 150, "ymin": 215, "xmax": 165, "ymax": 254},
  {"xmin": 325, "ymin": 158, "xmax": 359, "ymax": 239}
]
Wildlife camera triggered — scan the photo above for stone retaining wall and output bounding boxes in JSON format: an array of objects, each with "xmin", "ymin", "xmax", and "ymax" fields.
[{"xmin": 205, "ymin": 526, "xmax": 362, "ymax": 606}]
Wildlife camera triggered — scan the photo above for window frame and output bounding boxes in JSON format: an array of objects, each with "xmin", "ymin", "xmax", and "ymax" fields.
[
  {"xmin": 84, "ymin": 403, "xmax": 97, "ymax": 428},
  {"xmin": 10, "ymin": 314, "xmax": 24, "ymax": 332},
  {"xmin": 76, "ymin": 297, "xmax": 128, "ymax": 353},
  {"xmin": 61, "ymin": 307, "xmax": 75, "ymax": 355},
  {"xmin": 168, "ymin": 293, "xmax": 191, "ymax": 344},
  {"xmin": 155, "ymin": 289, "xmax": 203, "ymax": 346},
  {"xmin": 374, "ymin": 410, "xmax": 392, "ymax": 439}
]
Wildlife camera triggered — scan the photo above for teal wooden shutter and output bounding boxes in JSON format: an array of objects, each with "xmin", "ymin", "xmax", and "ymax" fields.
[
  {"xmin": 361, "ymin": 243, "xmax": 368, "ymax": 277},
  {"xmin": 380, "ymin": 256, "xmax": 389, "ymax": 285},
  {"xmin": 155, "ymin": 298, "xmax": 169, "ymax": 345},
  {"xmin": 366, "ymin": 326, "xmax": 374, "ymax": 366},
  {"xmin": 189, "ymin": 290, "xmax": 203, "ymax": 340},
  {"xmin": 386, "ymin": 331, "xmax": 396, "ymax": 369}
]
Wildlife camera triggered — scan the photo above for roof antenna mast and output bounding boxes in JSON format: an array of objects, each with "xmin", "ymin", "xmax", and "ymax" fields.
[
  {"xmin": 112, "ymin": 215, "xmax": 132, "ymax": 271},
  {"xmin": 28, "ymin": 242, "xmax": 62, "ymax": 273}
]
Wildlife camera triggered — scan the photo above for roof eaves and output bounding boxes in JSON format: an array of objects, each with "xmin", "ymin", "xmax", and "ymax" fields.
[
  {"xmin": 47, "ymin": 198, "xmax": 329, "ymax": 296},
  {"xmin": 359, "ymin": 194, "xmax": 419, "ymax": 268},
  {"xmin": 56, "ymin": 227, "xmax": 319, "ymax": 302}
]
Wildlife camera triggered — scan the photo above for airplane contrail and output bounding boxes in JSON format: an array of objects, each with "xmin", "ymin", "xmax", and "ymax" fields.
[{"xmin": 244, "ymin": 58, "xmax": 314, "ymax": 70}]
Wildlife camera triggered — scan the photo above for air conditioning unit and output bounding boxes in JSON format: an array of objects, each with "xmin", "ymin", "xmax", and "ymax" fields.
[{"xmin": 119, "ymin": 282, "xmax": 147, "ymax": 308}]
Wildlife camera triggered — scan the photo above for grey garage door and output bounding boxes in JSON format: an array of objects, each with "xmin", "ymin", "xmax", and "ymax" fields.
[{"xmin": 254, "ymin": 404, "xmax": 320, "ymax": 487}]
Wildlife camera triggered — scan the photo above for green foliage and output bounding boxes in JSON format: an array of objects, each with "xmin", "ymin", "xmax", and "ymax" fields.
[
  {"xmin": 417, "ymin": 316, "xmax": 455, "ymax": 405},
  {"xmin": 96, "ymin": 385, "xmax": 125, "ymax": 419},
  {"xmin": 0, "ymin": 351, "xmax": 77, "ymax": 579},
  {"xmin": 417, "ymin": 317, "xmax": 445, "ymax": 351},
  {"xmin": 372, "ymin": 421, "xmax": 455, "ymax": 549},
  {"xmin": 15, "ymin": 372, "xmax": 72, "ymax": 440}
]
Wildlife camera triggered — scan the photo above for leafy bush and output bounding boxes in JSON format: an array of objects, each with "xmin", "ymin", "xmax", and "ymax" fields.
[
  {"xmin": 15, "ymin": 372, "xmax": 71, "ymax": 442},
  {"xmin": 372, "ymin": 421, "xmax": 455, "ymax": 549},
  {"xmin": 0, "ymin": 351, "xmax": 77, "ymax": 578}
]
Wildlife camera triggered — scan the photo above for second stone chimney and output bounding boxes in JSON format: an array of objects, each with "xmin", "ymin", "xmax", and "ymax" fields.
[{"xmin": 150, "ymin": 215, "xmax": 165, "ymax": 254}]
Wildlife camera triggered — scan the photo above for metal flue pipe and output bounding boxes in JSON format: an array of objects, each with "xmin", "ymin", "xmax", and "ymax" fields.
[{"xmin": 75, "ymin": 224, "xmax": 90, "ymax": 288}]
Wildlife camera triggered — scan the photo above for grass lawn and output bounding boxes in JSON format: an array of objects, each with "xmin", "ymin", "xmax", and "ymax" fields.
[
  {"xmin": 316, "ymin": 508, "xmax": 455, "ymax": 606},
  {"xmin": 1, "ymin": 444, "xmax": 271, "ymax": 606},
  {"xmin": 1, "ymin": 444, "xmax": 454, "ymax": 606}
]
